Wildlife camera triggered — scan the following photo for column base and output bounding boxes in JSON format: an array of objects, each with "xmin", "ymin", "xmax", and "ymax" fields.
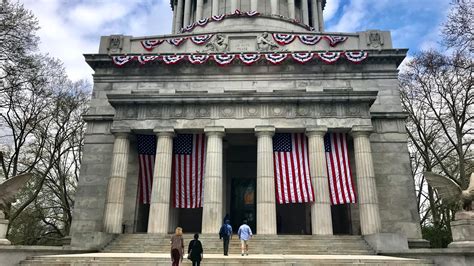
[{"xmin": 364, "ymin": 233, "xmax": 409, "ymax": 252}]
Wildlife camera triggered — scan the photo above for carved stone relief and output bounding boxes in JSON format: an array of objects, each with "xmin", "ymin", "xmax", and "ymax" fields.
[
  {"xmin": 200, "ymin": 34, "xmax": 229, "ymax": 53},
  {"xmin": 108, "ymin": 35, "xmax": 123, "ymax": 53},
  {"xmin": 367, "ymin": 31, "xmax": 384, "ymax": 49},
  {"xmin": 257, "ymin": 32, "xmax": 283, "ymax": 52}
]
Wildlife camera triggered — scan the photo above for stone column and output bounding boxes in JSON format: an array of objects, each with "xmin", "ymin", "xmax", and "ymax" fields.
[
  {"xmin": 306, "ymin": 127, "xmax": 333, "ymax": 235},
  {"xmin": 351, "ymin": 126, "xmax": 381, "ymax": 235},
  {"xmin": 212, "ymin": 0, "xmax": 219, "ymax": 16},
  {"xmin": 288, "ymin": 0, "xmax": 295, "ymax": 19},
  {"xmin": 251, "ymin": 0, "xmax": 258, "ymax": 11},
  {"xmin": 201, "ymin": 126, "xmax": 225, "ymax": 234},
  {"xmin": 172, "ymin": 1, "xmax": 177, "ymax": 33},
  {"xmin": 103, "ymin": 128, "xmax": 131, "ymax": 234},
  {"xmin": 302, "ymin": 0, "xmax": 309, "ymax": 25},
  {"xmin": 231, "ymin": 0, "xmax": 238, "ymax": 12},
  {"xmin": 317, "ymin": 0, "xmax": 324, "ymax": 31},
  {"xmin": 310, "ymin": 0, "xmax": 319, "ymax": 30},
  {"xmin": 271, "ymin": 0, "xmax": 278, "ymax": 15},
  {"xmin": 196, "ymin": 0, "xmax": 204, "ymax": 20},
  {"xmin": 183, "ymin": 0, "xmax": 192, "ymax": 27},
  {"xmin": 255, "ymin": 126, "xmax": 277, "ymax": 235},
  {"xmin": 148, "ymin": 128, "xmax": 175, "ymax": 234},
  {"xmin": 175, "ymin": 0, "xmax": 184, "ymax": 32}
]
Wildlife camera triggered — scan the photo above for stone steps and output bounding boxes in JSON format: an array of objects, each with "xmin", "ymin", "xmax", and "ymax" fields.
[{"xmin": 20, "ymin": 253, "xmax": 435, "ymax": 266}]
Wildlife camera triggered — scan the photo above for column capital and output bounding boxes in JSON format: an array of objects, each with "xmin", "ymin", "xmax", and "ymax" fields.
[
  {"xmin": 111, "ymin": 127, "xmax": 131, "ymax": 137},
  {"xmin": 255, "ymin": 125, "xmax": 275, "ymax": 137},
  {"xmin": 306, "ymin": 126, "xmax": 328, "ymax": 137},
  {"xmin": 153, "ymin": 127, "xmax": 175, "ymax": 138},
  {"xmin": 205, "ymin": 126, "xmax": 225, "ymax": 137},
  {"xmin": 351, "ymin": 125, "xmax": 374, "ymax": 137}
]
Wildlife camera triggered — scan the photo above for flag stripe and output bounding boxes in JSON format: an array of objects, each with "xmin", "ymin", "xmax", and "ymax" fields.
[{"xmin": 137, "ymin": 135, "xmax": 157, "ymax": 204}]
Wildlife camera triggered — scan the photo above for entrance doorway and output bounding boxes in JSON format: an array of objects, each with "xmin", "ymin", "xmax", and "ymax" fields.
[
  {"xmin": 276, "ymin": 203, "xmax": 311, "ymax": 234},
  {"xmin": 230, "ymin": 178, "xmax": 256, "ymax": 233},
  {"xmin": 331, "ymin": 204, "xmax": 353, "ymax": 234}
]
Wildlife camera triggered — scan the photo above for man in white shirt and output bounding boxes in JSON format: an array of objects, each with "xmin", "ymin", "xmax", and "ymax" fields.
[{"xmin": 237, "ymin": 220, "xmax": 253, "ymax": 256}]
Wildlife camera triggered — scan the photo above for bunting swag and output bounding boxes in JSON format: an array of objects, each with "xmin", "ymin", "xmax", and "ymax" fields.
[
  {"xmin": 137, "ymin": 135, "xmax": 157, "ymax": 204},
  {"xmin": 141, "ymin": 39, "xmax": 164, "ymax": 51},
  {"xmin": 317, "ymin": 52, "xmax": 341, "ymax": 64},
  {"xmin": 239, "ymin": 53, "xmax": 261, "ymax": 65},
  {"xmin": 272, "ymin": 33, "xmax": 296, "ymax": 45},
  {"xmin": 211, "ymin": 14, "xmax": 225, "ymax": 21},
  {"xmin": 167, "ymin": 38, "xmax": 187, "ymax": 46},
  {"xmin": 273, "ymin": 133, "xmax": 315, "ymax": 204},
  {"xmin": 324, "ymin": 133, "xmax": 357, "ymax": 205},
  {"xmin": 344, "ymin": 51, "xmax": 368, "ymax": 63},
  {"xmin": 213, "ymin": 54, "xmax": 235, "ymax": 66},
  {"xmin": 298, "ymin": 35, "xmax": 322, "ymax": 45},
  {"xmin": 162, "ymin": 55, "xmax": 184, "ymax": 65},
  {"xmin": 191, "ymin": 34, "xmax": 214, "ymax": 45},
  {"xmin": 245, "ymin": 11, "xmax": 259, "ymax": 17},
  {"xmin": 188, "ymin": 54, "xmax": 210, "ymax": 64},
  {"xmin": 292, "ymin": 52, "xmax": 314, "ymax": 64},
  {"xmin": 173, "ymin": 134, "xmax": 206, "ymax": 209},
  {"xmin": 324, "ymin": 36, "xmax": 348, "ymax": 47},
  {"xmin": 112, "ymin": 56, "xmax": 135, "ymax": 66},
  {"xmin": 265, "ymin": 53, "xmax": 288, "ymax": 64},
  {"xmin": 137, "ymin": 55, "xmax": 159, "ymax": 65},
  {"xmin": 196, "ymin": 18, "xmax": 209, "ymax": 27}
]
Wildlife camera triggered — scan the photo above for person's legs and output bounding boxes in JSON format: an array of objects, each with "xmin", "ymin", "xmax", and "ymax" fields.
[
  {"xmin": 171, "ymin": 249, "xmax": 180, "ymax": 266},
  {"xmin": 223, "ymin": 237, "xmax": 229, "ymax": 255},
  {"xmin": 240, "ymin": 240, "xmax": 246, "ymax": 255},
  {"xmin": 245, "ymin": 241, "xmax": 249, "ymax": 255}
]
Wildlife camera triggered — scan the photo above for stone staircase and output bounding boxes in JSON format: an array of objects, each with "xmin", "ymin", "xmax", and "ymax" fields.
[{"xmin": 103, "ymin": 233, "xmax": 375, "ymax": 255}]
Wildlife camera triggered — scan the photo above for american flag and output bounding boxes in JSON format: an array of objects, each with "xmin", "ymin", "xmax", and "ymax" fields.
[
  {"xmin": 172, "ymin": 134, "xmax": 206, "ymax": 208},
  {"xmin": 324, "ymin": 133, "xmax": 357, "ymax": 205},
  {"xmin": 137, "ymin": 135, "xmax": 157, "ymax": 204},
  {"xmin": 273, "ymin": 133, "xmax": 315, "ymax": 204}
]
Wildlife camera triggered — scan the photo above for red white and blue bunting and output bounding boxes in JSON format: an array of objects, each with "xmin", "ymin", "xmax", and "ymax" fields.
[
  {"xmin": 239, "ymin": 53, "xmax": 261, "ymax": 65},
  {"xmin": 213, "ymin": 54, "xmax": 236, "ymax": 66},
  {"xmin": 298, "ymin": 35, "xmax": 322, "ymax": 45},
  {"xmin": 167, "ymin": 38, "xmax": 187, "ymax": 46},
  {"xmin": 196, "ymin": 18, "xmax": 209, "ymax": 27},
  {"xmin": 191, "ymin": 34, "xmax": 214, "ymax": 45},
  {"xmin": 292, "ymin": 52, "xmax": 314, "ymax": 64},
  {"xmin": 141, "ymin": 40, "xmax": 164, "ymax": 51},
  {"xmin": 211, "ymin": 14, "xmax": 226, "ymax": 22},
  {"xmin": 188, "ymin": 54, "xmax": 210, "ymax": 64},
  {"xmin": 344, "ymin": 51, "xmax": 368, "ymax": 63},
  {"xmin": 162, "ymin": 55, "xmax": 185, "ymax": 65},
  {"xmin": 111, "ymin": 51, "xmax": 368, "ymax": 67},
  {"xmin": 265, "ymin": 53, "xmax": 288, "ymax": 64},
  {"xmin": 317, "ymin": 52, "xmax": 342, "ymax": 64},
  {"xmin": 245, "ymin": 11, "xmax": 259, "ymax": 17},
  {"xmin": 324, "ymin": 36, "xmax": 348, "ymax": 47},
  {"xmin": 232, "ymin": 9, "xmax": 242, "ymax": 15},
  {"xmin": 272, "ymin": 33, "xmax": 296, "ymax": 45}
]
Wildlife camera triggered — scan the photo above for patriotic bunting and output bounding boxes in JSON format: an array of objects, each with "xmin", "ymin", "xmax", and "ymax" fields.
[
  {"xmin": 239, "ymin": 53, "xmax": 261, "ymax": 65},
  {"xmin": 317, "ymin": 52, "xmax": 341, "ymax": 64},
  {"xmin": 137, "ymin": 55, "xmax": 159, "ymax": 65},
  {"xmin": 273, "ymin": 133, "xmax": 314, "ymax": 204},
  {"xmin": 182, "ymin": 23, "xmax": 196, "ymax": 32},
  {"xmin": 112, "ymin": 56, "xmax": 135, "ymax": 66},
  {"xmin": 292, "ymin": 52, "xmax": 314, "ymax": 64},
  {"xmin": 344, "ymin": 51, "xmax": 368, "ymax": 63},
  {"xmin": 265, "ymin": 53, "xmax": 288, "ymax": 64},
  {"xmin": 245, "ymin": 11, "xmax": 260, "ymax": 17},
  {"xmin": 167, "ymin": 38, "xmax": 187, "ymax": 46},
  {"xmin": 324, "ymin": 36, "xmax": 348, "ymax": 47},
  {"xmin": 141, "ymin": 39, "xmax": 164, "ymax": 51},
  {"xmin": 191, "ymin": 34, "xmax": 214, "ymax": 45},
  {"xmin": 324, "ymin": 133, "xmax": 357, "ymax": 205},
  {"xmin": 298, "ymin": 35, "xmax": 322, "ymax": 45},
  {"xmin": 211, "ymin": 14, "xmax": 226, "ymax": 21},
  {"xmin": 137, "ymin": 135, "xmax": 157, "ymax": 204},
  {"xmin": 272, "ymin": 33, "xmax": 296, "ymax": 45},
  {"xmin": 196, "ymin": 18, "xmax": 209, "ymax": 27},
  {"xmin": 188, "ymin": 54, "xmax": 210, "ymax": 64},
  {"xmin": 173, "ymin": 134, "xmax": 206, "ymax": 209},
  {"xmin": 162, "ymin": 55, "xmax": 184, "ymax": 65},
  {"xmin": 213, "ymin": 54, "xmax": 235, "ymax": 66},
  {"xmin": 232, "ymin": 9, "xmax": 242, "ymax": 15}
]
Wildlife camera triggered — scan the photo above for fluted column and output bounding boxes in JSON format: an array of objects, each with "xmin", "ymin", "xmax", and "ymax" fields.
[
  {"xmin": 175, "ymin": 0, "xmax": 184, "ymax": 32},
  {"xmin": 310, "ymin": 0, "xmax": 319, "ymax": 30},
  {"xmin": 351, "ymin": 126, "xmax": 381, "ymax": 235},
  {"xmin": 255, "ymin": 126, "xmax": 277, "ymax": 235},
  {"xmin": 302, "ymin": 0, "xmax": 309, "ymax": 25},
  {"xmin": 251, "ymin": 0, "xmax": 258, "ymax": 11},
  {"xmin": 201, "ymin": 126, "xmax": 225, "ymax": 234},
  {"xmin": 103, "ymin": 128, "xmax": 131, "ymax": 234},
  {"xmin": 196, "ymin": 0, "xmax": 204, "ymax": 20},
  {"xmin": 271, "ymin": 0, "xmax": 278, "ymax": 15},
  {"xmin": 183, "ymin": 0, "xmax": 192, "ymax": 27},
  {"xmin": 148, "ymin": 128, "xmax": 175, "ymax": 234},
  {"xmin": 212, "ymin": 0, "xmax": 219, "ymax": 16},
  {"xmin": 317, "ymin": 0, "xmax": 324, "ymax": 31},
  {"xmin": 231, "ymin": 0, "xmax": 238, "ymax": 12},
  {"xmin": 288, "ymin": 0, "xmax": 295, "ymax": 19},
  {"xmin": 307, "ymin": 127, "xmax": 333, "ymax": 235}
]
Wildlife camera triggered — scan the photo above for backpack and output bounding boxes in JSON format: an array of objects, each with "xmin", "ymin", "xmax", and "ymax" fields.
[{"xmin": 219, "ymin": 224, "xmax": 231, "ymax": 238}]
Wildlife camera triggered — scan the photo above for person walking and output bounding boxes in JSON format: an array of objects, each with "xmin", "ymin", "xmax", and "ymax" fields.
[
  {"xmin": 187, "ymin": 234, "xmax": 203, "ymax": 266},
  {"xmin": 219, "ymin": 219, "xmax": 232, "ymax": 255},
  {"xmin": 237, "ymin": 220, "xmax": 252, "ymax": 256},
  {"xmin": 170, "ymin": 227, "xmax": 184, "ymax": 266}
]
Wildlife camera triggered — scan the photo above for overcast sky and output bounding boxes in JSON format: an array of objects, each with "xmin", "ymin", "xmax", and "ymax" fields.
[{"xmin": 19, "ymin": 0, "xmax": 451, "ymax": 82}]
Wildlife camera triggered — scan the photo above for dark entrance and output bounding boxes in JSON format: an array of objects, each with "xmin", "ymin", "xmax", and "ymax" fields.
[
  {"xmin": 230, "ymin": 178, "xmax": 256, "ymax": 234},
  {"xmin": 331, "ymin": 204, "xmax": 353, "ymax": 234},
  {"xmin": 276, "ymin": 203, "xmax": 311, "ymax": 234}
]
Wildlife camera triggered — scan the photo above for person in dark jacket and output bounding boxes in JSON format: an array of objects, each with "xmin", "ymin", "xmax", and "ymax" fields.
[
  {"xmin": 219, "ymin": 219, "xmax": 233, "ymax": 255},
  {"xmin": 187, "ymin": 233, "xmax": 203, "ymax": 266}
]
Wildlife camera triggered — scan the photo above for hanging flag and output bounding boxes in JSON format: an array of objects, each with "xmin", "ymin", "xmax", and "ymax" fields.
[
  {"xmin": 273, "ymin": 133, "xmax": 314, "ymax": 204},
  {"xmin": 173, "ymin": 134, "xmax": 206, "ymax": 209},
  {"xmin": 324, "ymin": 133, "xmax": 357, "ymax": 205},
  {"xmin": 137, "ymin": 135, "xmax": 157, "ymax": 204}
]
